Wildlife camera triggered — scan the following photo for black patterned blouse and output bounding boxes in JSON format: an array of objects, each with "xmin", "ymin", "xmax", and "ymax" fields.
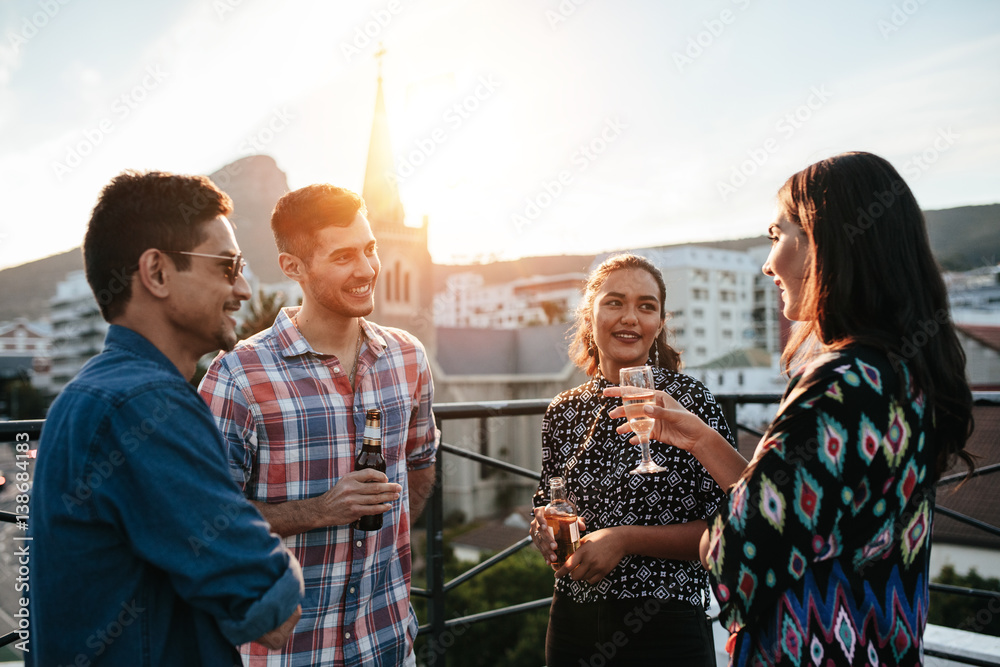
[{"xmin": 532, "ymin": 365, "xmax": 736, "ymax": 607}]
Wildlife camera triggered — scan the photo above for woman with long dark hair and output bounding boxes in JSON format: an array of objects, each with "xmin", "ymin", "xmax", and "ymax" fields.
[
  {"xmin": 529, "ymin": 253, "xmax": 736, "ymax": 666},
  {"xmin": 609, "ymin": 152, "xmax": 975, "ymax": 665}
]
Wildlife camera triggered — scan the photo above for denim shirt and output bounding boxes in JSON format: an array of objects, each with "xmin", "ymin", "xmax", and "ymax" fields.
[{"xmin": 28, "ymin": 325, "xmax": 303, "ymax": 666}]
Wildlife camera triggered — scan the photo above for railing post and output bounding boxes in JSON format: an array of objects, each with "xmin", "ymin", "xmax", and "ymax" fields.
[
  {"xmin": 425, "ymin": 435, "xmax": 447, "ymax": 666},
  {"xmin": 718, "ymin": 395, "xmax": 738, "ymax": 442}
]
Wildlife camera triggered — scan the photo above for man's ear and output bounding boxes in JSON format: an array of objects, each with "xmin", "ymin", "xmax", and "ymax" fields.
[
  {"xmin": 135, "ymin": 249, "xmax": 171, "ymax": 299},
  {"xmin": 278, "ymin": 252, "xmax": 306, "ymax": 282}
]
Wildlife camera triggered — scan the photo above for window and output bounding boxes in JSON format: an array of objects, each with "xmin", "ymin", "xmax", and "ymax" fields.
[
  {"xmin": 720, "ymin": 311, "xmax": 732, "ymax": 321},
  {"xmin": 693, "ymin": 288, "xmax": 708, "ymax": 300},
  {"xmin": 694, "ymin": 327, "xmax": 706, "ymax": 337},
  {"xmin": 693, "ymin": 308, "xmax": 704, "ymax": 318},
  {"xmin": 696, "ymin": 347, "xmax": 707, "ymax": 356},
  {"xmin": 722, "ymin": 330, "xmax": 733, "ymax": 339}
]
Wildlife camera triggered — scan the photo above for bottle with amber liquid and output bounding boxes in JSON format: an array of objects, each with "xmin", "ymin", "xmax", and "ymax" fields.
[
  {"xmin": 355, "ymin": 408, "xmax": 386, "ymax": 532},
  {"xmin": 544, "ymin": 476, "xmax": 580, "ymax": 568}
]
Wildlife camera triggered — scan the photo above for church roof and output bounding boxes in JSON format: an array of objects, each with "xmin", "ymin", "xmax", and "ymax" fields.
[
  {"xmin": 361, "ymin": 74, "xmax": 405, "ymax": 230},
  {"xmin": 435, "ymin": 324, "xmax": 573, "ymax": 376}
]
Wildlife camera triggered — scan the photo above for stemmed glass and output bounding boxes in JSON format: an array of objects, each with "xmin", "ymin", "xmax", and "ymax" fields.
[{"xmin": 619, "ymin": 365, "xmax": 667, "ymax": 474}]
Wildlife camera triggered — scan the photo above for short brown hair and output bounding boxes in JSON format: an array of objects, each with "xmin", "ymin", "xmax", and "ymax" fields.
[{"xmin": 270, "ymin": 184, "xmax": 367, "ymax": 259}]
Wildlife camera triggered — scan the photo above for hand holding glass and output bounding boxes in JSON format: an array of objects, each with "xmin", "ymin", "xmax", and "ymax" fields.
[{"xmin": 619, "ymin": 365, "xmax": 667, "ymax": 474}]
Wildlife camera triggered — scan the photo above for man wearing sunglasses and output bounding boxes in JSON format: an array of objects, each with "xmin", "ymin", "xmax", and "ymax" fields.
[{"xmin": 29, "ymin": 170, "xmax": 304, "ymax": 666}]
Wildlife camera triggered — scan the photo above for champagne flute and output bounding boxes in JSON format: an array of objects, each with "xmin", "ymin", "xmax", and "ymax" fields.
[{"xmin": 619, "ymin": 365, "xmax": 667, "ymax": 474}]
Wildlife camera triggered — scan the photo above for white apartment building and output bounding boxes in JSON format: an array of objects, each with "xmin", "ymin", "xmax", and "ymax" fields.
[
  {"xmin": 49, "ymin": 270, "xmax": 108, "ymax": 395},
  {"xmin": 434, "ymin": 272, "xmax": 587, "ymax": 329},
  {"xmin": 607, "ymin": 246, "xmax": 771, "ymax": 369},
  {"xmin": 0, "ymin": 319, "xmax": 52, "ymax": 394}
]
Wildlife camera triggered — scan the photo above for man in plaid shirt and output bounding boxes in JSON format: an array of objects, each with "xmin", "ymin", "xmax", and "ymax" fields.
[{"xmin": 200, "ymin": 184, "xmax": 438, "ymax": 666}]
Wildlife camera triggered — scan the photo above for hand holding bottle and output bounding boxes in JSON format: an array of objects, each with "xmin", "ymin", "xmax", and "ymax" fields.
[{"xmin": 530, "ymin": 477, "xmax": 585, "ymax": 570}]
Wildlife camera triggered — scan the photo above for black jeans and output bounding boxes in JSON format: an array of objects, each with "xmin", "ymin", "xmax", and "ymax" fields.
[{"xmin": 545, "ymin": 590, "xmax": 716, "ymax": 667}]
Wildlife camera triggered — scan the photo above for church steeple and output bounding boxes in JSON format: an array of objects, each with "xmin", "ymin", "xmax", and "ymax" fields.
[
  {"xmin": 361, "ymin": 44, "xmax": 405, "ymax": 229},
  {"xmin": 359, "ymin": 45, "xmax": 436, "ymax": 356}
]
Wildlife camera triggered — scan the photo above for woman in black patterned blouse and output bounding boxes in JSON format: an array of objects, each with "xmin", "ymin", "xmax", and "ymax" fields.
[{"xmin": 529, "ymin": 253, "xmax": 738, "ymax": 666}]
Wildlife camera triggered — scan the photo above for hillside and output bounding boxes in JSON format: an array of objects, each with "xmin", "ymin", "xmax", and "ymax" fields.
[
  {"xmin": 0, "ymin": 156, "xmax": 290, "ymax": 322},
  {"xmin": 924, "ymin": 204, "xmax": 1000, "ymax": 270},
  {"xmin": 1, "ymin": 168, "xmax": 996, "ymax": 324}
]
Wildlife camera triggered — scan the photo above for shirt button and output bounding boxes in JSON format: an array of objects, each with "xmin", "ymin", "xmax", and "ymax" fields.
[
  {"xmin": 345, "ymin": 632, "xmax": 351, "ymax": 639},
  {"xmin": 334, "ymin": 366, "xmax": 341, "ymax": 373},
  {"xmin": 356, "ymin": 540, "xmax": 363, "ymax": 547},
  {"xmin": 349, "ymin": 586, "xmax": 356, "ymax": 594}
]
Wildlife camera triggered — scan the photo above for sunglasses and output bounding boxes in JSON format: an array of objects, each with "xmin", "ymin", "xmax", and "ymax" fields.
[{"xmin": 162, "ymin": 250, "xmax": 246, "ymax": 285}]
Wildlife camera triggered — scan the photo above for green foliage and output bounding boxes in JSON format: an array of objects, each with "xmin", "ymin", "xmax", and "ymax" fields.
[
  {"xmin": 414, "ymin": 543, "xmax": 554, "ymax": 666},
  {"xmin": 929, "ymin": 565, "xmax": 1000, "ymax": 637},
  {"xmin": 237, "ymin": 289, "xmax": 288, "ymax": 340},
  {"xmin": 0, "ymin": 378, "xmax": 48, "ymax": 418}
]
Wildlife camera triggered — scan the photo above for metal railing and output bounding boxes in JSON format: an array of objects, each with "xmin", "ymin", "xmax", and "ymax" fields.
[
  {"xmin": 414, "ymin": 393, "xmax": 1000, "ymax": 666},
  {"xmin": 0, "ymin": 394, "xmax": 998, "ymax": 664}
]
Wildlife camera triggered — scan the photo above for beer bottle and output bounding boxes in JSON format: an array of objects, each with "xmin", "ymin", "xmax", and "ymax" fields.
[
  {"xmin": 543, "ymin": 476, "xmax": 580, "ymax": 567},
  {"xmin": 355, "ymin": 408, "xmax": 386, "ymax": 532}
]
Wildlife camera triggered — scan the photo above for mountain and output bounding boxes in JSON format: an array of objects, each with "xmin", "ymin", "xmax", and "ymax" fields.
[
  {"xmin": 0, "ymin": 153, "xmax": 996, "ymax": 324},
  {"xmin": 0, "ymin": 156, "xmax": 291, "ymax": 322},
  {"xmin": 208, "ymin": 155, "xmax": 290, "ymax": 285},
  {"xmin": 924, "ymin": 204, "xmax": 1000, "ymax": 270},
  {"xmin": 0, "ymin": 249, "xmax": 82, "ymax": 322}
]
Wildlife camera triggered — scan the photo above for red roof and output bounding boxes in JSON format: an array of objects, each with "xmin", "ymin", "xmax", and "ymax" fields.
[
  {"xmin": 933, "ymin": 403, "xmax": 1000, "ymax": 550},
  {"xmin": 956, "ymin": 325, "xmax": 1000, "ymax": 353}
]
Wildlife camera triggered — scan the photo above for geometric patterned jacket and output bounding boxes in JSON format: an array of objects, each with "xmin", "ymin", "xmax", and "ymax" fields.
[{"xmin": 707, "ymin": 346, "xmax": 935, "ymax": 666}]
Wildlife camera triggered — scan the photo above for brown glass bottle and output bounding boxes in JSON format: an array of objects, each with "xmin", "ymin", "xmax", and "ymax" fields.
[
  {"xmin": 355, "ymin": 408, "xmax": 386, "ymax": 532},
  {"xmin": 544, "ymin": 476, "xmax": 580, "ymax": 567}
]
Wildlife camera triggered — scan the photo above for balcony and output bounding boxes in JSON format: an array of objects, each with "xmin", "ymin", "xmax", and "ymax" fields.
[{"xmin": 0, "ymin": 394, "xmax": 998, "ymax": 665}]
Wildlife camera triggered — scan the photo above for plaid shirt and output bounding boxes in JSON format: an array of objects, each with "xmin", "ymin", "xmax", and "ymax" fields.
[{"xmin": 200, "ymin": 308, "xmax": 437, "ymax": 667}]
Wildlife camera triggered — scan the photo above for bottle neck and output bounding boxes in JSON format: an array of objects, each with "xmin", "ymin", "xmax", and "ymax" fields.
[{"xmin": 550, "ymin": 482, "xmax": 566, "ymax": 502}]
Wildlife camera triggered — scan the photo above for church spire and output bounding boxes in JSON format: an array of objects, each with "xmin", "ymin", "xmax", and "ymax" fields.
[{"xmin": 361, "ymin": 43, "xmax": 405, "ymax": 229}]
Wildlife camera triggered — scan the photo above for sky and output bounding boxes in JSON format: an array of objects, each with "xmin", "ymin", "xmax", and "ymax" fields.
[{"xmin": 0, "ymin": 0, "xmax": 998, "ymax": 271}]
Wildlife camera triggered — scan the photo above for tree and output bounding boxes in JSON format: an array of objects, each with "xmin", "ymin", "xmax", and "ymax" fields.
[
  {"xmin": 929, "ymin": 565, "xmax": 1000, "ymax": 637},
  {"xmin": 238, "ymin": 289, "xmax": 289, "ymax": 340},
  {"xmin": 413, "ymin": 543, "xmax": 554, "ymax": 666}
]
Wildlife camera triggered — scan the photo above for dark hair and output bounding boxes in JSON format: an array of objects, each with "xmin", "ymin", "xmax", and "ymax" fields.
[
  {"xmin": 778, "ymin": 151, "xmax": 973, "ymax": 479},
  {"xmin": 83, "ymin": 170, "xmax": 233, "ymax": 321},
  {"xmin": 270, "ymin": 184, "xmax": 367, "ymax": 260},
  {"xmin": 569, "ymin": 253, "xmax": 681, "ymax": 376}
]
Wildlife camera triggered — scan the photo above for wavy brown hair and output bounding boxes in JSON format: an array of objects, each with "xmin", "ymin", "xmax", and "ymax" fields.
[
  {"xmin": 778, "ymin": 151, "xmax": 973, "ymax": 480},
  {"xmin": 569, "ymin": 253, "xmax": 681, "ymax": 377}
]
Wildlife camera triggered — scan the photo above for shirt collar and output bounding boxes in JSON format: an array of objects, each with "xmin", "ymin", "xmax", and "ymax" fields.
[
  {"xmin": 104, "ymin": 324, "xmax": 185, "ymax": 379},
  {"xmin": 274, "ymin": 306, "xmax": 387, "ymax": 359}
]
